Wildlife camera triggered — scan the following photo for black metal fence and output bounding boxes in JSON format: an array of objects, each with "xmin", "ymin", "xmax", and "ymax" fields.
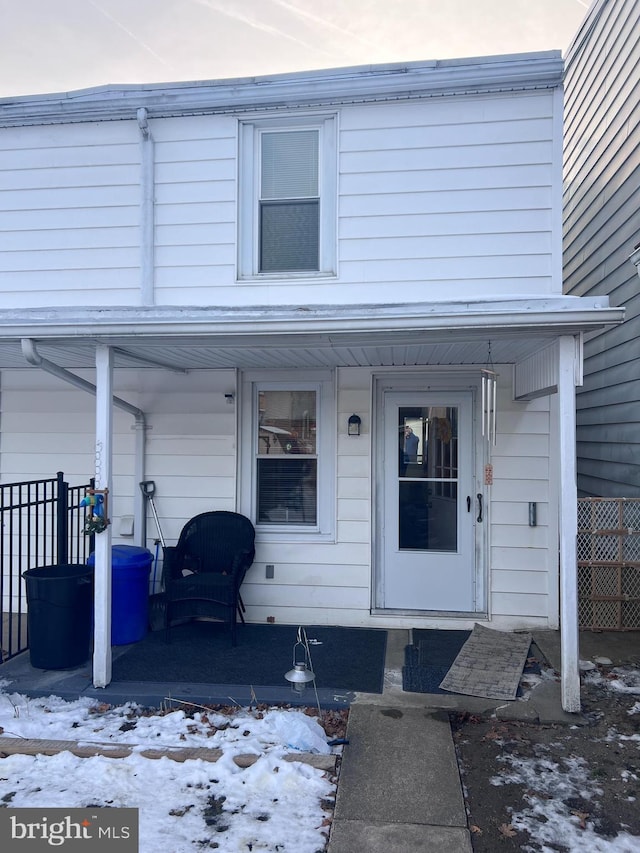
[{"xmin": 0, "ymin": 471, "xmax": 94, "ymax": 662}]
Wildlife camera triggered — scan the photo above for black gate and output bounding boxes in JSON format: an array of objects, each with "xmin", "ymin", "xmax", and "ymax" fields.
[{"xmin": 0, "ymin": 471, "xmax": 94, "ymax": 662}]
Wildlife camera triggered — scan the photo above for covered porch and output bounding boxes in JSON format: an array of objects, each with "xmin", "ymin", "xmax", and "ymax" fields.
[{"xmin": 0, "ymin": 296, "xmax": 624, "ymax": 711}]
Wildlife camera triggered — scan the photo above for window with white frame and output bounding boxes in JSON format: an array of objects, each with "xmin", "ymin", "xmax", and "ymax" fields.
[
  {"xmin": 257, "ymin": 388, "xmax": 317, "ymax": 525},
  {"xmin": 240, "ymin": 373, "xmax": 335, "ymax": 538},
  {"xmin": 238, "ymin": 116, "xmax": 337, "ymax": 278}
]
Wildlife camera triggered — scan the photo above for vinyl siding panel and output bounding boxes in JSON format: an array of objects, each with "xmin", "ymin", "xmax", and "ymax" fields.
[
  {"xmin": 0, "ymin": 87, "xmax": 559, "ymax": 309},
  {"xmin": 245, "ymin": 562, "xmax": 371, "ymax": 587},
  {"xmin": 153, "ymin": 116, "xmax": 236, "ymax": 301},
  {"xmin": 0, "ymin": 369, "xmax": 238, "ymax": 545},
  {"xmin": 242, "ymin": 584, "xmax": 369, "ymax": 611},
  {"xmin": 336, "ymin": 520, "xmax": 370, "ymax": 544},
  {"xmin": 492, "ymin": 570, "xmax": 548, "ymax": 595},
  {"xmin": 242, "ymin": 606, "xmax": 373, "ymax": 628},
  {"xmin": 563, "ymin": 0, "xmax": 640, "ymax": 497},
  {"xmin": 336, "ymin": 369, "xmax": 371, "ymax": 580},
  {"xmin": 491, "ymin": 547, "xmax": 550, "ymax": 572},
  {"xmin": 337, "ymin": 91, "xmax": 558, "ymax": 304},
  {"xmin": 339, "ymin": 208, "xmax": 551, "ymax": 239},
  {"xmin": 488, "ymin": 375, "xmax": 555, "ymax": 621},
  {"xmin": 491, "ymin": 592, "xmax": 548, "ymax": 618},
  {"xmin": 0, "ymin": 121, "xmax": 140, "ymax": 307},
  {"xmin": 337, "ymin": 498, "xmax": 370, "ymax": 522}
]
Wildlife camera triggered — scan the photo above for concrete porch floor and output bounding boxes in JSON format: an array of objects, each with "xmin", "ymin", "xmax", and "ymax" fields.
[
  {"xmin": 3, "ymin": 626, "xmax": 639, "ymax": 853},
  {"xmin": 1, "ymin": 627, "xmax": 639, "ymax": 717}
]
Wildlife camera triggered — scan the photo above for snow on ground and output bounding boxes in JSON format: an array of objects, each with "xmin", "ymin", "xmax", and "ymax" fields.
[
  {"xmin": 489, "ymin": 666, "xmax": 640, "ymax": 853},
  {"xmin": 0, "ymin": 681, "xmax": 336, "ymax": 852},
  {"xmin": 584, "ymin": 667, "xmax": 640, "ymax": 697}
]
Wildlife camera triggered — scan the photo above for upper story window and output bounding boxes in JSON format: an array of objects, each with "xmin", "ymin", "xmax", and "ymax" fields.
[
  {"xmin": 238, "ymin": 115, "xmax": 337, "ymax": 279},
  {"xmin": 260, "ymin": 130, "xmax": 318, "ymax": 272}
]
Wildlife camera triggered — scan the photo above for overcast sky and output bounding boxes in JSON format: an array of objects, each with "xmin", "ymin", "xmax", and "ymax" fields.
[{"xmin": 0, "ymin": 0, "xmax": 590, "ymax": 98}]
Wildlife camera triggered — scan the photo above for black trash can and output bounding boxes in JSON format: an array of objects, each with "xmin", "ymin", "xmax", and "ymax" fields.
[{"xmin": 22, "ymin": 564, "xmax": 94, "ymax": 670}]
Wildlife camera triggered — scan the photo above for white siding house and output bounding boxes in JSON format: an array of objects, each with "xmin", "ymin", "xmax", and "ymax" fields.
[{"xmin": 0, "ymin": 52, "xmax": 624, "ymax": 709}]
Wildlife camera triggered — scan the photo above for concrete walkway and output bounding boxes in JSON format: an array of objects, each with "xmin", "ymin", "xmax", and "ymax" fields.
[
  {"xmin": 329, "ymin": 704, "xmax": 471, "ymax": 853},
  {"xmin": 328, "ymin": 629, "xmax": 475, "ymax": 853},
  {"xmin": 328, "ymin": 627, "xmax": 635, "ymax": 853}
]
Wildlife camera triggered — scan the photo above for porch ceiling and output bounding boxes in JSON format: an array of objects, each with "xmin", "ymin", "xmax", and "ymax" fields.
[{"xmin": 0, "ymin": 329, "xmax": 597, "ymax": 371}]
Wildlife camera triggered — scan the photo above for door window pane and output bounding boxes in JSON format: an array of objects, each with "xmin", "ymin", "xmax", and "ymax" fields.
[
  {"xmin": 397, "ymin": 405, "xmax": 458, "ymax": 552},
  {"xmin": 399, "ymin": 482, "xmax": 458, "ymax": 551}
]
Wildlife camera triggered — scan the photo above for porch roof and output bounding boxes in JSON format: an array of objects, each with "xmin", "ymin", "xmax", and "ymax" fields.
[{"xmin": 0, "ymin": 296, "xmax": 623, "ymax": 372}]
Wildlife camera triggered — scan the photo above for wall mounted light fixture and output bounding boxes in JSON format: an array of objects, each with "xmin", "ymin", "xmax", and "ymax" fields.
[{"xmin": 348, "ymin": 414, "xmax": 362, "ymax": 436}]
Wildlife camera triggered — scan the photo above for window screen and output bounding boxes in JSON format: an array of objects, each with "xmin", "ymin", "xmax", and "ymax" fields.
[{"xmin": 259, "ymin": 130, "xmax": 320, "ymax": 273}]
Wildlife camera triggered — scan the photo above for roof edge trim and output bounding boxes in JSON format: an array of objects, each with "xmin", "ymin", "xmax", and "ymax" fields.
[{"xmin": 0, "ymin": 51, "xmax": 563, "ymax": 127}]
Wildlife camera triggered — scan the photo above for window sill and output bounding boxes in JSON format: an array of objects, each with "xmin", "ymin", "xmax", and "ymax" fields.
[
  {"xmin": 236, "ymin": 271, "xmax": 337, "ymax": 283},
  {"xmin": 255, "ymin": 528, "xmax": 335, "ymax": 544}
]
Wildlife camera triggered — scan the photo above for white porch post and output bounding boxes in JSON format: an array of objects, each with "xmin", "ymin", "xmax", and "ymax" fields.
[
  {"xmin": 558, "ymin": 334, "xmax": 581, "ymax": 712},
  {"xmin": 92, "ymin": 344, "xmax": 114, "ymax": 688}
]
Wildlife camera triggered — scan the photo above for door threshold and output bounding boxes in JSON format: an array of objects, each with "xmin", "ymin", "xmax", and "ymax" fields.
[{"xmin": 371, "ymin": 608, "xmax": 488, "ymax": 619}]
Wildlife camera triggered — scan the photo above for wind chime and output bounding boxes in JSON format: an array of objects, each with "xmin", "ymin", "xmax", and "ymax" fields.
[{"xmin": 481, "ymin": 342, "xmax": 498, "ymax": 446}]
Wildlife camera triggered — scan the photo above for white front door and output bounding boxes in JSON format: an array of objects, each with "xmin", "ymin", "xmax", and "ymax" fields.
[{"xmin": 380, "ymin": 390, "xmax": 477, "ymax": 612}]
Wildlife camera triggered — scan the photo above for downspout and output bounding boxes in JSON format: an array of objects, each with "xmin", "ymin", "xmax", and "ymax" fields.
[
  {"xmin": 21, "ymin": 338, "xmax": 147, "ymax": 547},
  {"xmin": 137, "ymin": 107, "xmax": 155, "ymax": 307}
]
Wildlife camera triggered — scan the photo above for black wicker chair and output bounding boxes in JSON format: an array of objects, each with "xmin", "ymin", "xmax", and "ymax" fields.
[{"xmin": 162, "ymin": 511, "xmax": 255, "ymax": 645}]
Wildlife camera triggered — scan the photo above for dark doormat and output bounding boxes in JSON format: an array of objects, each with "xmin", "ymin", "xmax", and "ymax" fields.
[
  {"xmin": 112, "ymin": 622, "xmax": 388, "ymax": 694},
  {"xmin": 402, "ymin": 630, "xmax": 471, "ymax": 694},
  {"xmin": 402, "ymin": 628, "xmax": 542, "ymax": 696}
]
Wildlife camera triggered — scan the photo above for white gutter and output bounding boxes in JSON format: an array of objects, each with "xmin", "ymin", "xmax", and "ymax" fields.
[
  {"xmin": 0, "ymin": 299, "xmax": 626, "ymax": 340},
  {"xmin": 136, "ymin": 108, "xmax": 155, "ymax": 307},
  {"xmin": 0, "ymin": 52, "xmax": 563, "ymax": 127},
  {"xmin": 21, "ymin": 338, "xmax": 147, "ymax": 546}
]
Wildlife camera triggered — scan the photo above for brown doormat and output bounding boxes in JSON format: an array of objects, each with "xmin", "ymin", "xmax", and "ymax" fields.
[{"xmin": 438, "ymin": 623, "xmax": 532, "ymax": 700}]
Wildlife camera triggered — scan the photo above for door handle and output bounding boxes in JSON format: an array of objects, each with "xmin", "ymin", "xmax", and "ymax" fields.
[
  {"xmin": 466, "ymin": 495, "xmax": 471, "ymax": 512},
  {"xmin": 476, "ymin": 493, "xmax": 483, "ymax": 523}
]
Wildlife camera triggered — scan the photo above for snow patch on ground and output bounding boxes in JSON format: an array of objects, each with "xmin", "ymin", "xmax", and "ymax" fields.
[
  {"xmin": 490, "ymin": 747, "xmax": 639, "ymax": 852},
  {"xmin": 583, "ymin": 667, "xmax": 640, "ymax": 696},
  {"xmin": 0, "ymin": 689, "xmax": 337, "ymax": 852},
  {"xmin": 485, "ymin": 666, "xmax": 640, "ymax": 852}
]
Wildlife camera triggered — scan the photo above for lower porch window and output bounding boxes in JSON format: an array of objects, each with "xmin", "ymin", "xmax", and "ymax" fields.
[{"xmin": 256, "ymin": 388, "xmax": 317, "ymax": 526}]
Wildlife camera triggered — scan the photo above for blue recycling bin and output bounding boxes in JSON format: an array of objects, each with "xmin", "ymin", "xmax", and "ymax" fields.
[{"xmin": 88, "ymin": 545, "xmax": 153, "ymax": 645}]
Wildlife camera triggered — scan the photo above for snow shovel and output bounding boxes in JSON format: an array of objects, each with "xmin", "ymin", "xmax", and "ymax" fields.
[{"xmin": 139, "ymin": 480, "xmax": 166, "ymax": 548}]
